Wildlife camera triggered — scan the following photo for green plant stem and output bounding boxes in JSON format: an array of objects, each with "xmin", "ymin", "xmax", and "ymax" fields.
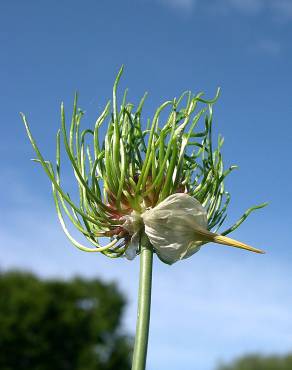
[{"xmin": 131, "ymin": 234, "xmax": 153, "ymax": 370}]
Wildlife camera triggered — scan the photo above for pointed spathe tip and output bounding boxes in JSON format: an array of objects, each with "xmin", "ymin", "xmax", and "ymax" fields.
[{"xmin": 195, "ymin": 228, "xmax": 265, "ymax": 255}]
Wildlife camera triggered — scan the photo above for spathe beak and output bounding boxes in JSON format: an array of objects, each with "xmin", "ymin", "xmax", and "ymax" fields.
[{"xmin": 195, "ymin": 228, "xmax": 265, "ymax": 254}]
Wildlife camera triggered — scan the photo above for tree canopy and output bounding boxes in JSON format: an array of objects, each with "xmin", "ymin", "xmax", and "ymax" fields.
[
  {"xmin": 218, "ymin": 353, "xmax": 292, "ymax": 370},
  {"xmin": 0, "ymin": 271, "xmax": 132, "ymax": 370}
]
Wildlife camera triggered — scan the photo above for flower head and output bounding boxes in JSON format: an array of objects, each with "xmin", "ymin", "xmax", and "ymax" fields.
[{"xmin": 22, "ymin": 66, "xmax": 266, "ymax": 263}]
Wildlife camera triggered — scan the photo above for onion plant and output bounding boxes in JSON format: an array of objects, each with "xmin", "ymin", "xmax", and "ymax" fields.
[{"xmin": 22, "ymin": 66, "xmax": 266, "ymax": 370}]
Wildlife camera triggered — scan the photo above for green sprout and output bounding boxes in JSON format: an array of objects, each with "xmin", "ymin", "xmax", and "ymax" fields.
[{"xmin": 22, "ymin": 66, "xmax": 267, "ymax": 370}]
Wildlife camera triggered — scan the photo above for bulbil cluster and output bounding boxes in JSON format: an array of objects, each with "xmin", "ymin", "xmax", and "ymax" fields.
[{"xmin": 22, "ymin": 67, "xmax": 266, "ymax": 263}]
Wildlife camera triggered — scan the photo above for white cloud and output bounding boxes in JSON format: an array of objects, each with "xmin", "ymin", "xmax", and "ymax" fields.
[
  {"xmin": 159, "ymin": 0, "xmax": 196, "ymax": 11},
  {"xmin": 270, "ymin": 0, "xmax": 292, "ymax": 21},
  {"xmin": 226, "ymin": 0, "xmax": 264, "ymax": 14},
  {"xmin": 159, "ymin": 0, "xmax": 292, "ymax": 20},
  {"xmin": 228, "ymin": 0, "xmax": 292, "ymax": 19},
  {"xmin": 234, "ymin": 0, "xmax": 292, "ymax": 20},
  {"xmin": 257, "ymin": 39, "xmax": 281, "ymax": 55}
]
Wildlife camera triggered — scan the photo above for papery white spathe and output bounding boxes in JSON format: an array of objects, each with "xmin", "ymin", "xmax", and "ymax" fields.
[
  {"xmin": 121, "ymin": 210, "xmax": 144, "ymax": 260},
  {"xmin": 122, "ymin": 193, "xmax": 264, "ymax": 264},
  {"xmin": 141, "ymin": 193, "xmax": 208, "ymax": 264}
]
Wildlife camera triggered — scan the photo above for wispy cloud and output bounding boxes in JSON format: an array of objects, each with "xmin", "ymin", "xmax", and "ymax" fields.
[
  {"xmin": 270, "ymin": 0, "xmax": 292, "ymax": 21},
  {"xmin": 257, "ymin": 39, "xmax": 281, "ymax": 55},
  {"xmin": 226, "ymin": 0, "xmax": 264, "ymax": 14},
  {"xmin": 159, "ymin": 0, "xmax": 292, "ymax": 20},
  {"xmin": 159, "ymin": 0, "xmax": 196, "ymax": 11},
  {"xmin": 226, "ymin": 0, "xmax": 292, "ymax": 19}
]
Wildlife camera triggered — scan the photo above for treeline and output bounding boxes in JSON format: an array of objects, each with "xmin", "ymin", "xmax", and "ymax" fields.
[
  {"xmin": 218, "ymin": 353, "xmax": 292, "ymax": 370},
  {"xmin": 0, "ymin": 271, "xmax": 132, "ymax": 370}
]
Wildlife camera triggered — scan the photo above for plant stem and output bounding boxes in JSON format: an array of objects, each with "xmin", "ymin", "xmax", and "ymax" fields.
[{"xmin": 131, "ymin": 234, "xmax": 153, "ymax": 370}]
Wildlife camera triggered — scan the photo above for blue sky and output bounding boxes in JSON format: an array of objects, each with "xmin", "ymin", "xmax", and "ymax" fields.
[{"xmin": 1, "ymin": 1, "xmax": 292, "ymax": 369}]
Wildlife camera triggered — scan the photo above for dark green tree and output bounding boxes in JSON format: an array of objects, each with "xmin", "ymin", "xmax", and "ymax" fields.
[
  {"xmin": 218, "ymin": 353, "xmax": 292, "ymax": 370},
  {"xmin": 0, "ymin": 271, "xmax": 132, "ymax": 370}
]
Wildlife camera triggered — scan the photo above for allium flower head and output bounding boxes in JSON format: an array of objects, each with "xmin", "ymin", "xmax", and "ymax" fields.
[{"xmin": 22, "ymin": 67, "xmax": 266, "ymax": 264}]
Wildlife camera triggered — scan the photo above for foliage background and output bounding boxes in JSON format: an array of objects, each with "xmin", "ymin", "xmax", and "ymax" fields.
[
  {"xmin": 0, "ymin": 271, "xmax": 131, "ymax": 370},
  {"xmin": 218, "ymin": 354, "xmax": 292, "ymax": 370}
]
